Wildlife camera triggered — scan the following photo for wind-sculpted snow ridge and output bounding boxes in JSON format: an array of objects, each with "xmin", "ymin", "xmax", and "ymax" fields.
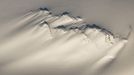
[
  {"xmin": 0, "ymin": 8, "xmax": 129, "ymax": 75},
  {"xmin": 38, "ymin": 8, "xmax": 124, "ymax": 44}
]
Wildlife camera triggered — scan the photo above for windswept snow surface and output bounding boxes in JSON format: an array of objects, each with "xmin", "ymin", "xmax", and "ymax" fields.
[{"xmin": 0, "ymin": 9, "xmax": 128, "ymax": 75}]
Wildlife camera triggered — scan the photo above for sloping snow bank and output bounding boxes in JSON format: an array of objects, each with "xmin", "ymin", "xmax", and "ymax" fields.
[{"xmin": 0, "ymin": 8, "xmax": 128, "ymax": 75}]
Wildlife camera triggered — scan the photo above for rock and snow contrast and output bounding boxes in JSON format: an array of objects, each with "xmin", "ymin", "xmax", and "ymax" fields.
[{"xmin": 0, "ymin": 8, "xmax": 129, "ymax": 75}]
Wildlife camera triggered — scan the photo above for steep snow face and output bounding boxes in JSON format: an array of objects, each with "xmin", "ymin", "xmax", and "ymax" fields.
[{"xmin": 0, "ymin": 9, "xmax": 128, "ymax": 75}]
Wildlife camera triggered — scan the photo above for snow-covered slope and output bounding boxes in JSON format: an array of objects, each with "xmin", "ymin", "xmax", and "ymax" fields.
[{"xmin": 0, "ymin": 8, "xmax": 129, "ymax": 75}]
